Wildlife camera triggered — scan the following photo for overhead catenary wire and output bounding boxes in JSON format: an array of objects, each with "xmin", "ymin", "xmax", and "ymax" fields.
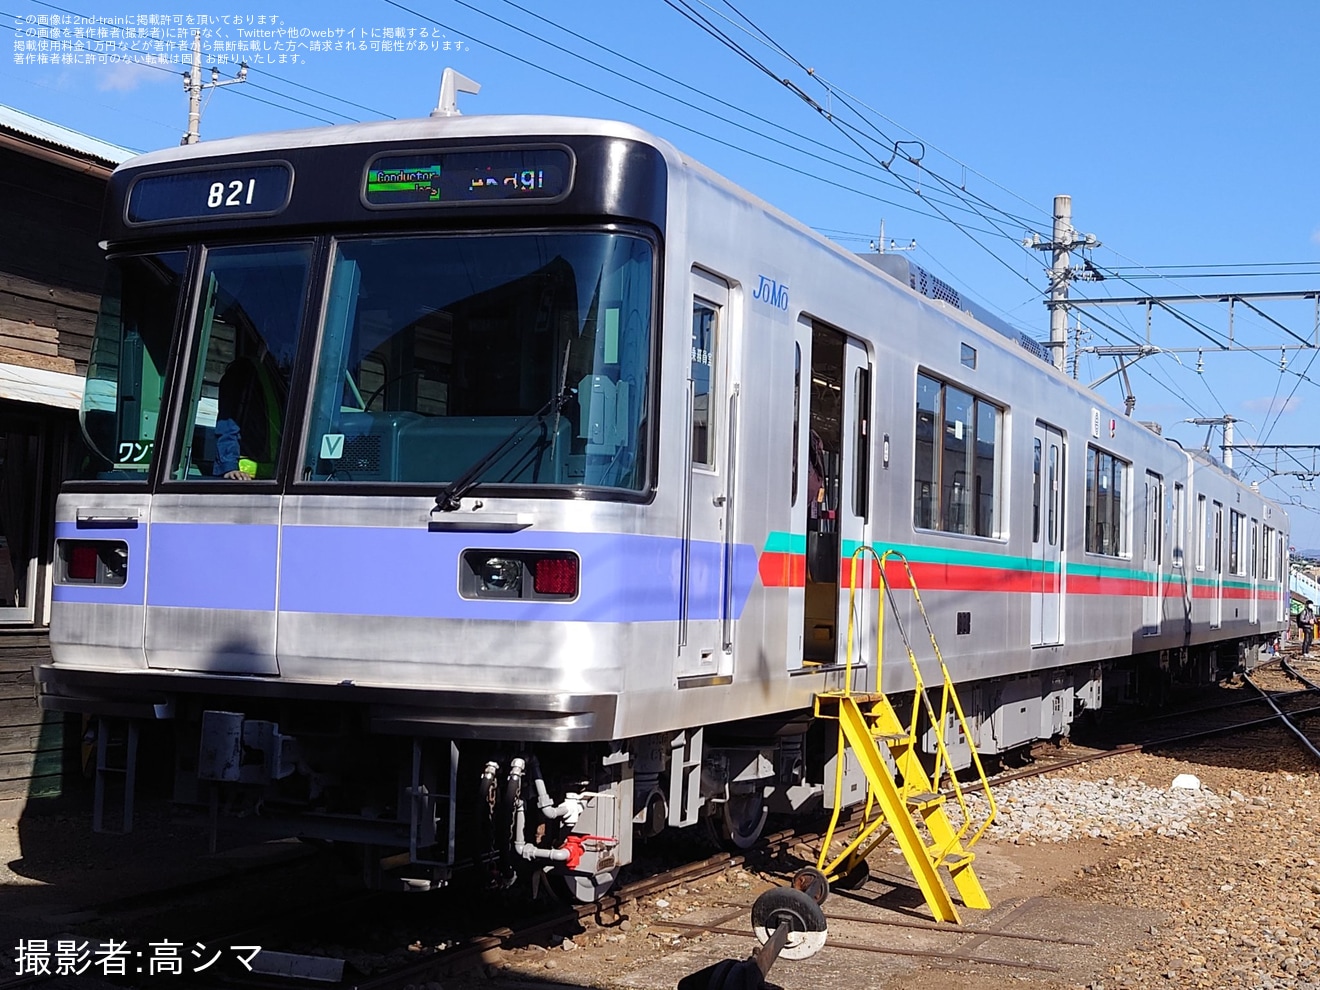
[
  {"xmin": 691, "ymin": 0, "xmax": 1049, "ymax": 235},
  {"xmin": 381, "ymin": 0, "xmax": 972, "ymax": 226},
  {"xmin": 697, "ymin": 0, "xmax": 1053, "ymax": 227},
  {"xmin": 659, "ymin": 0, "xmax": 1050, "ymax": 300},
  {"xmin": 453, "ymin": 0, "xmax": 1021, "ymax": 232}
]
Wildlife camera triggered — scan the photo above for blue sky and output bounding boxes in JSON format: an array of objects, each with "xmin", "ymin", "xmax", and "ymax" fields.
[{"xmin": 6, "ymin": 1, "xmax": 1320, "ymax": 544}]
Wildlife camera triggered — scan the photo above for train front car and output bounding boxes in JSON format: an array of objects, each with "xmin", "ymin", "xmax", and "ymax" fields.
[
  {"xmin": 35, "ymin": 112, "xmax": 1294, "ymax": 903},
  {"xmin": 37, "ymin": 118, "xmax": 711, "ymax": 899}
]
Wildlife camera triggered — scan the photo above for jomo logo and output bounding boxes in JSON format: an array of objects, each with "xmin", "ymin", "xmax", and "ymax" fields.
[{"xmin": 753, "ymin": 274, "xmax": 789, "ymax": 311}]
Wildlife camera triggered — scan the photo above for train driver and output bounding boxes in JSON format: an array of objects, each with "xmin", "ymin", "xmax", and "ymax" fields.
[{"xmin": 213, "ymin": 356, "xmax": 280, "ymax": 480}]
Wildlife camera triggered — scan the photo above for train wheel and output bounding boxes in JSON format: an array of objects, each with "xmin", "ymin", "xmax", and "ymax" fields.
[
  {"xmin": 751, "ymin": 887, "xmax": 828, "ymax": 960},
  {"xmin": 790, "ymin": 865, "xmax": 830, "ymax": 906},
  {"xmin": 720, "ymin": 792, "xmax": 768, "ymax": 849}
]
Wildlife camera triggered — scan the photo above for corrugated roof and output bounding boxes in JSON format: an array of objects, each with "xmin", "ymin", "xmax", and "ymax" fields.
[{"xmin": 0, "ymin": 104, "xmax": 136, "ymax": 166}]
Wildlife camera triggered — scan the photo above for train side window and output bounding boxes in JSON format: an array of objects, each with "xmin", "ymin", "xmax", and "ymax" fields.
[
  {"xmin": 1144, "ymin": 471, "xmax": 1163, "ymax": 566},
  {"xmin": 853, "ymin": 364, "xmax": 871, "ymax": 519},
  {"xmin": 691, "ymin": 299, "xmax": 718, "ymax": 468},
  {"xmin": 1212, "ymin": 502, "xmax": 1223, "ymax": 573},
  {"xmin": 1196, "ymin": 494, "xmax": 1207, "ymax": 570},
  {"xmin": 78, "ymin": 251, "xmax": 187, "ymax": 480},
  {"xmin": 791, "ymin": 343, "xmax": 801, "ymax": 506},
  {"xmin": 1031, "ymin": 439, "xmax": 1042, "ymax": 544},
  {"xmin": 1172, "ymin": 483, "xmax": 1184, "ymax": 567},
  {"xmin": 1048, "ymin": 442, "xmax": 1060, "ymax": 545},
  {"xmin": 912, "ymin": 371, "xmax": 1002, "ymax": 538},
  {"xmin": 1084, "ymin": 445, "xmax": 1129, "ymax": 556}
]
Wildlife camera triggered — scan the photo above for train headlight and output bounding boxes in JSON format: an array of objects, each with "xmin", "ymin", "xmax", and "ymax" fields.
[
  {"xmin": 460, "ymin": 549, "xmax": 579, "ymax": 601},
  {"xmin": 479, "ymin": 556, "xmax": 522, "ymax": 593}
]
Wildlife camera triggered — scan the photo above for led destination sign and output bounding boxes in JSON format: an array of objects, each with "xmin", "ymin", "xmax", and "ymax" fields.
[
  {"xmin": 364, "ymin": 149, "xmax": 571, "ymax": 206},
  {"xmin": 127, "ymin": 164, "xmax": 292, "ymax": 223}
]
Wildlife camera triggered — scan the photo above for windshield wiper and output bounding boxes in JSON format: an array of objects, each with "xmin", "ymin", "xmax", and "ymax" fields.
[{"xmin": 433, "ymin": 388, "xmax": 575, "ymax": 512}]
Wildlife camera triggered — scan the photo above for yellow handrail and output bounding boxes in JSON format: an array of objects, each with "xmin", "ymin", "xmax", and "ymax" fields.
[{"xmin": 845, "ymin": 545, "xmax": 998, "ymax": 851}]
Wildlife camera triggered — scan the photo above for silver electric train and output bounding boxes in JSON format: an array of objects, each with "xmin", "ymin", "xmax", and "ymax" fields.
[{"xmin": 37, "ymin": 113, "xmax": 1288, "ymax": 899}]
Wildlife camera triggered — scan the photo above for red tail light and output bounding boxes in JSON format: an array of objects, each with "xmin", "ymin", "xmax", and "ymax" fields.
[
  {"xmin": 533, "ymin": 555, "xmax": 578, "ymax": 596},
  {"xmin": 68, "ymin": 545, "xmax": 98, "ymax": 581}
]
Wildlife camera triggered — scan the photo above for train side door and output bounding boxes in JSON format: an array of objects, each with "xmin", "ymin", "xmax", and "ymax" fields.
[
  {"xmin": 1031, "ymin": 422, "xmax": 1065, "ymax": 646},
  {"xmin": 799, "ymin": 323, "xmax": 870, "ymax": 671},
  {"xmin": 1211, "ymin": 501, "xmax": 1224, "ymax": 629},
  {"xmin": 677, "ymin": 270, "xmax": 736, "ymax": 679},
  {"xmin": 784, "ymin": 324, "xmax": 811, "ymax": 671},
  {"xmin": 1142, "ymin": 471, "xmax": 1163, "ymax": 636}
]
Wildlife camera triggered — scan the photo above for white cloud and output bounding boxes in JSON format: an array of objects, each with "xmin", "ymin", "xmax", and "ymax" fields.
[
  {"xmin": 1241, "ymin": 395, "xmax": 1300, "ymax": 415},
  {"xmin": 97, "ymin": 61, "xmax": 168, "ymax": 93}
]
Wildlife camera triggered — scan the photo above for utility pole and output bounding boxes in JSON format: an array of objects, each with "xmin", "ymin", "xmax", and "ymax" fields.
[
  {"xmin": 1024, "ymin": 195, "xmax": 1101, "ymax": 373},
  {"xmin": 181, "ymin": 30, "xmax": 248, "ymax": 145}
]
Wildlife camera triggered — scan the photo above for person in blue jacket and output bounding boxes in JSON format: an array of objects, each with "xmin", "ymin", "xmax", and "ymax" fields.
[{"xmin": 213, "ymin": 357, "xmax": 275, "ymax": 480}]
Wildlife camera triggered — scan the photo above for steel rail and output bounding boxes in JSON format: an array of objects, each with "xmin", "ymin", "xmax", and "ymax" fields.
[
  {"xmin": 656, "ymin": 917, "xmax": 1064, "ymax": 973},
  {"xmin": 1248, "ymin": 659, "xmax": 1320, "ymax": 764}
]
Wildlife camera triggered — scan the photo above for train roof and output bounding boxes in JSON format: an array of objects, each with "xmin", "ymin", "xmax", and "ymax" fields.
[{"xmin": 118, "ymin": 114, "xmax": 677, "ymax": 170}]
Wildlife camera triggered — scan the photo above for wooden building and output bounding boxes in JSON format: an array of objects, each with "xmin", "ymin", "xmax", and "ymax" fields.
[{"xmin": 0, "ymin": 105, "xmax": 132, "ymax": 810}]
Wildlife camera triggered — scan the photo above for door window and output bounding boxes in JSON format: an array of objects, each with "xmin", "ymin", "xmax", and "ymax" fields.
[
  {"xmin": 169, "ymin": 243, "xmax": 312, "ymax": 481},
  {"xmin": 691, "ymin": 300, "xmax": 718, "ymax": 468}
]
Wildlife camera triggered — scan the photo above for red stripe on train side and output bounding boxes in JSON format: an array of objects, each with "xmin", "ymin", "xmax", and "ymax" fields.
[
  {"xmin": 758, "ymin": 552, "xmax": 806, "ymax": 588},
  {"xmin": 1067, "ymin": 575, "xmax": 1149, "ymax": 596}
]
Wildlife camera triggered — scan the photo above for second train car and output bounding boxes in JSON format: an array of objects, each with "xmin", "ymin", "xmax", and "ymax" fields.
[{"xmin": 37, "ymin": 112, "xmax": 1287, "ymax": 899}]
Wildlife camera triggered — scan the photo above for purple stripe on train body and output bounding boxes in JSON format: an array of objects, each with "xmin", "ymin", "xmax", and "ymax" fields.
[
  {"xmin": 145, "ymin": 523, "xmax": 278, "ymax": 611},
  {"xmin": 278, "ymin": 525, "xmax": 757, "ymax": 622},
  {"xmin": 50, "ymin": 521, "xmax": 148, "ymax": 606}
]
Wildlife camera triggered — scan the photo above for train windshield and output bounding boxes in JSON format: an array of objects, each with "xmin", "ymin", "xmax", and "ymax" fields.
[
  {"xmin": 301, "ymin": 231, "xmax": 654, "ymax": 492},
  {"xmin": 79, "ymin": 252, "xmax": 188, "ymax": 479}
]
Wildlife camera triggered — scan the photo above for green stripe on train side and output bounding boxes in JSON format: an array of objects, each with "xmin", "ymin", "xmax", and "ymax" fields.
[{"xmin": 762, "ymin": 531, "xmax": 1280, "ymax": 592}]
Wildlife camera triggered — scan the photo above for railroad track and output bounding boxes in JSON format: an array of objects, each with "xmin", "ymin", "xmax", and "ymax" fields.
[
  {"xmin": 1245, "ymin": 655, "xmax": 1320, "ymax": 762},
  {"xmin": 337, "ymin": 830, "xmax": 1089, "ymax": 989},
  {"xmin": 12, "ymin": 668, "xmax": 1319, "ymax": 990}
]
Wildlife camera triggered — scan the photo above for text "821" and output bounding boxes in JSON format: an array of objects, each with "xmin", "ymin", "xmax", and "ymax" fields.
[{"xmin": 207, "ymin": 179, "xmax": 256, "ymax": 208}]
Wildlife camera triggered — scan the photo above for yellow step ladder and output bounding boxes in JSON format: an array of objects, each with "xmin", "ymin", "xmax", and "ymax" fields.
[{"xmin": 813, "ymin": 547, "xmax": 996, "ymax": 924}]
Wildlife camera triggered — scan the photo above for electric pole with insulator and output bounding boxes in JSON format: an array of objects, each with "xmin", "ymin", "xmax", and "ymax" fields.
[
  {"xmin": 1025, "ymin": 195, "xmax": 1102, "ymax": 372},
  {"xmin": 181, "ymin": 30, "xmax": 248, "ymax": 145}
]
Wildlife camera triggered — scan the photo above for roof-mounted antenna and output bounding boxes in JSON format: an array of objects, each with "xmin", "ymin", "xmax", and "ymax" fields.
[{"xmin": 431, "ymin": 67, "xmax": 481, "ymax": 117}]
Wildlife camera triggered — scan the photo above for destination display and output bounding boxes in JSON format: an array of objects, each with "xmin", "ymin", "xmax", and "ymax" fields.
[
  {"xmin": 127, "ymin": 164, "xmax": 293, "ymax": 223},
  {"xmin": 364, "ymin": 149, "xmax": 571, "ymax": 206}
]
